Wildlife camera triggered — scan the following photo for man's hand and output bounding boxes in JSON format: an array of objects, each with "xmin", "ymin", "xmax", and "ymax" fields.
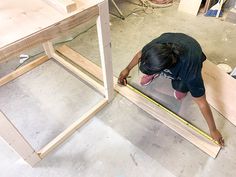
[
  {"xmin": 193, "ymin": 95, "xmax": 225, "ymax": 147},
  {"xmin": 118, "ymin": 68, "xmax": 130, "ymax": 85},
  {"xmin": 211, "ymin": 129, "xmax": 224, "ymax": 147}
]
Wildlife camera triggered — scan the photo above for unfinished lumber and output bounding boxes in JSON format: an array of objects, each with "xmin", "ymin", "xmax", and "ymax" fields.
[
  {"xmin": 57, "ymin": 45, "xmax": 221, "ymax": 158},
  {"xmin": 178, "ymin": 0, "xmax": 202, "ymax": 16},
  {"xmin": 42, "ymin": 40, "xmax": 104, "ymax": 94},
  {"xmin": 0, "ymin": 5, "xmax": 98, "ymax": 62},
  {"xmin": 96, "ymin": 1, "xmax": 114, "ymax": 101},
  {"xmin": 38, "ymin": 99, "xmax": 107, "ymax": 158},
  {"xmin": 0, "ymin": 111, "xmax": 41, "ymax": 166},
  {"xmin": 0, "ymin": 56, "xmax": 49, "ymax": 87},
  {"xmin": 53, "ymin": 53, "xmax": 104, "ymax": 94},
  {"xmin": 43, "ymin": 0, "xmax": 77, "ymax": 14},
  {"xmin": 202, "ymin": 60, "xmax": 236, "ymax": 126}
]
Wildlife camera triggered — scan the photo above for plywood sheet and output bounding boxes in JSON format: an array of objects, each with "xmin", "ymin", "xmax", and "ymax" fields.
[
  {"xmin": 178, "ymin": 0, "xmax": 202, "ymax": 15},
  {"xmin": 202, "ymin": 60, "xmax": 236, "ymax": 126}
]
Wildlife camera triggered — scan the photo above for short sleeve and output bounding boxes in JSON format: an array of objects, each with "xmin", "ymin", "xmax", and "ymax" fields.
[{"xmin": 186, "ymin": 74, "xmax": 205, "ymax": 97}]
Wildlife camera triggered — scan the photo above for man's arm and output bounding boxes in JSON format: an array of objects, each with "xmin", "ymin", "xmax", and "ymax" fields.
[
  {"xmin": 193, "ymin": 94, "xmax": 224, "ymax": 146},
  {"xmin": 118, "ymin": 51, "xmax": 141, "ymax": 85}
]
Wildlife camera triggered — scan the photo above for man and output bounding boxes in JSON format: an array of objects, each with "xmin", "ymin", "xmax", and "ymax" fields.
[{"xmin": 118, "ymin": 33, "xmax": 224, "ymax": 146}]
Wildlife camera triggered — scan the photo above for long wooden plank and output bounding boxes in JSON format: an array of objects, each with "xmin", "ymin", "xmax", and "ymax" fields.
[
  {"xmin": 57, "ymin": 45, "xmax": 221, "ymax": 158},
  {"xmin": 115, "ymin": 81, "xmax": 220, "ymax": 158},
  {"xmin": 38, "ymin": 99, "xmax": 107, "ymax": 158},
  {"xmin": 0, "ymin": 56, "xmax": 49, "ymax": 87},
  {"xmin": 52, "ymin": 53, "xmax": 104, "ymax": 94},
  {"xmin": 56, "ymin": 45, "xmax": 103, "ymax": 79},
  {"xmin": 202, "ymin": 60, "xmax": 236, "ymax": 126},
  {"xmin": 96, "ymin": 1, "xmax": 114, "ymax": 101},
  {"xmin": 43, "ymin": 0, "xmax": 77, "ymax": 14},
  {"xmin": 0, "ymin": 5, "xmax": 98, "ymax": 62},
  {"xmin": 0, "ymin": 111, "xmax": 41, "ymax": 166}
]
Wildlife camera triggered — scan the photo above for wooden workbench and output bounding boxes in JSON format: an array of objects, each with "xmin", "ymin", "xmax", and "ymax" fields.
[{"xmin": 0, "ymin": 0, "xmax": 114, "ymax": 166}]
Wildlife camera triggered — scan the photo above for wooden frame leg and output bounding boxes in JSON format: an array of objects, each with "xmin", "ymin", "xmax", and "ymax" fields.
[
  {"xmin": 97, "ymin": 0, "xmax": 114, "ymax": 102},
  {"xmin": 0, "ymin": 112, "xmax": 41, "ymax": 166}
]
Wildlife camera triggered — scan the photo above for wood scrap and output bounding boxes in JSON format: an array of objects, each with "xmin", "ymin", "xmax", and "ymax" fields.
[
  {"xmin": 178, "ymin": 0, "xmax": 202, "ymax": 16},
  {"xmin": 202, "ymin": 60, "xmax": 236, "ymax": 126},
  {"xmin": 0, "ymin": 56, "xmax": 49, "ymax": 87}
]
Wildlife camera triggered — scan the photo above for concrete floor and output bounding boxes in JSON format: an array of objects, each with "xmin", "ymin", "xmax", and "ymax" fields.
[{"xmin": 1, "ymin": 1, "xmax": 236, "ymax": 177}]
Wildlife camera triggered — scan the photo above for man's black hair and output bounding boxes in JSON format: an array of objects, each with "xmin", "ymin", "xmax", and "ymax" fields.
[{"xmin": 139, "ymin": 43, "xmax": 183, "ymax": 75}]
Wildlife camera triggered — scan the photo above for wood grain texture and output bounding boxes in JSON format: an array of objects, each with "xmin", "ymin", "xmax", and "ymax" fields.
[
  {"xmin": 0, "ymin": 56, "xmax": 49, "ymax": 87},
  {"xmin": 202, "ymin": 60, "xmax": 236, "ymax": 126},
  {"xmin": 0, "ymin": 6, "xmax": 98, "ymax": 62},
  {"xmin": 178, "ymin": 0, "xmax": 202, "ymax": 15},
  {"xmin": 57, "ymin": 45, "xmax": 221, "ymax": 158},
  {"xmin": 96, "ymin": 1, "xmax": 114, "ymax": 101},
  {"xmin": 0, "ymin": 0, "xmax": 103, "ymax": 63}
]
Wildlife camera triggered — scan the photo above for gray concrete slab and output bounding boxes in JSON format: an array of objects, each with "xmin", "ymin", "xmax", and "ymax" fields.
[
  {"xmin": 0, "ymin": 118, "xmax": 176, "ymax": 177},
  {"xmin": 0, "ymin": 60, "xmax": 103, "ymax": 150}
]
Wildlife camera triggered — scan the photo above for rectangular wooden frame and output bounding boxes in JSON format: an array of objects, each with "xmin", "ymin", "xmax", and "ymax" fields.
[
  {"xmin": 0, "ymin": 0, "xmax": 113, "ymax": 166},
  {"xmin": 56, "ymin": 45, "xmax": 222, "ymax": 158}
]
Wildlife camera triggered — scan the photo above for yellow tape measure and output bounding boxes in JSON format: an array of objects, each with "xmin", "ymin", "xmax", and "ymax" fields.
[{"xmin": 126, "ymin": 84, "xmax": 219, "ymax": 145}]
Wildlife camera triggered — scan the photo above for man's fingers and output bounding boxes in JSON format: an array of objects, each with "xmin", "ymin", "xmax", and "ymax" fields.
[
  {"xmin": 124, "ymin": 78, "xmax": 127, "ymax": 85},
  {"xmin": 219, "ymin": 137, "xmax": 224, "ymax": 147},
  {"xmin": 216, "ymin": 137, "xmax": 224, "ymax": 147},
  {"xmin": 118, "ymin": 77, "xmax": 127, "ymax": 86}
]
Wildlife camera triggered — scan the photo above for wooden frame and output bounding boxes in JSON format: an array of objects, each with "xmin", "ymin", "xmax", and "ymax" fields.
[
  {"xmin": 0, "ymin": 0, "xmax": 113, "ymax": 166},
  {"xmin": 56, "ymin": 45, "xmax": 222, "ymax": 158}
]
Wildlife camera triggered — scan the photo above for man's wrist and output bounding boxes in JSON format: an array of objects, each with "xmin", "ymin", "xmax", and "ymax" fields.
[
  {"xmin": 210, "ymin": 127, "xmax": 217, "ymax": 133},
  {"xmin": 126, "ymin": 66, "xmax": 131, "ymax": 71}
]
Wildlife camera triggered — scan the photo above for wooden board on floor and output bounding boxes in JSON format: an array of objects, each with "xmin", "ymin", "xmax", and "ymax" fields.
[
  {"xmin": 56, "ymin": 45, "xmax": 221, "ymax": 158},
  {"xmin": 0, "ymin": 56, "xmax": 49, "ymax": 87},
  {"xmin": 178, "ymin": 0, "xmax": 202, "ymax": 16},
  {"xmin": 202, "ymin": 60, "xmax": 236, "ymax": 126}
]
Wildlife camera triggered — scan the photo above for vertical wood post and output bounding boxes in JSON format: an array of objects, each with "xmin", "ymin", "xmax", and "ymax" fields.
[
  {"xmin": 43, "ymin": 41, "xmax": 55, "ymax": 58},
  {"xmin": 96, "ymin": 0, "xmax": 114, "ymax": 102}
]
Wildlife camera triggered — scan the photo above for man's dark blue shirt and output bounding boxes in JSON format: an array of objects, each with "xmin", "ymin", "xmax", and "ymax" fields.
[{"xmin": 142, "ymin": 33, "xmax": 206, "ymax": 97}]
